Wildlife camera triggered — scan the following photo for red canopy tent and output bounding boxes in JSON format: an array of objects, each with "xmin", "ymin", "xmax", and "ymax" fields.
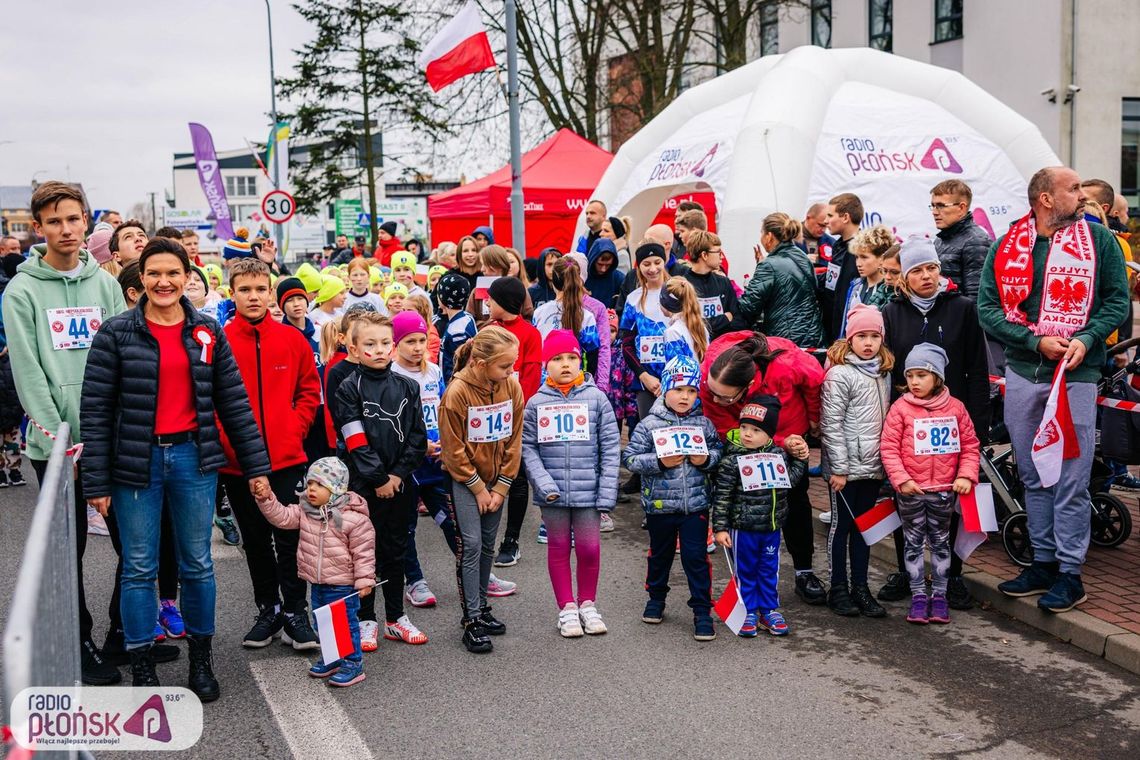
[{"xmin": 428, "ymin": 129, "xmax": 613, "ymax": 258}]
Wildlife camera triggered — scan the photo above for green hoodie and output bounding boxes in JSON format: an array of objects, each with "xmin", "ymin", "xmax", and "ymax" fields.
[{"xmin": 2, "ymin": 245, "xmax": 126, "ymax": 459}]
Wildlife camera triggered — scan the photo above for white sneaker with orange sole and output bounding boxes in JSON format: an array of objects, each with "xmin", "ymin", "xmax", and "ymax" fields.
[{"xmin": 384, "ymin": 615, "xmax": 428, "ymax": 645}]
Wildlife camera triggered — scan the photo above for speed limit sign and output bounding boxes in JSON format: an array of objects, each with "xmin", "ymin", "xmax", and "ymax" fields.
[{"xmin": 261, "ymin": 189, "xmax": 296, "ymax": 224}]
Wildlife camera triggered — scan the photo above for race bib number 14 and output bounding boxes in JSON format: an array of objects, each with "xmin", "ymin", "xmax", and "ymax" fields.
[
  {"xmin": 47, "ymin": 306, "xmax": 102, "ymax": 350},
  {"xmin": 467, "ymin": 399, "xmax": 512, "ymax": 443}
]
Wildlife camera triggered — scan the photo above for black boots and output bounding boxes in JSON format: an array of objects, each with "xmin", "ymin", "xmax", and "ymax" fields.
[
  {"xmin": 129, "ymin": 646, "xmax": 160, "ymax": 687},
  {"xmin": 477, "ymin": 606, "xmax": 506, "ymax": 636},
  {"xmin": 851, "ymin": 584, "xmax": 887, "ymax": 618},
  {"xmin": 827, "ymin": 583, "xmax": 860, "ymax": 617},
  {"xmin": 462, "ymin": 617, "xmax": 493, "ymax": 653},
  {"xmin": 187, "ymin": 635, "xmax": 220, "ymax": 703}
]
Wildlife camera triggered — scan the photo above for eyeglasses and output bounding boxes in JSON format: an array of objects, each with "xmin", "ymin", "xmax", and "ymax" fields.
[
  {"xmin": 708, "ymin": 385, "xmax": 745, "ymax": 404},
  {"xmin": 928, "ymin": 202, "xmax": 965, "ymax": 210}
]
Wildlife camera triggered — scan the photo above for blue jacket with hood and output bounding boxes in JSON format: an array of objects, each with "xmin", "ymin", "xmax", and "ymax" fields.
[{"xmin": 586, "ymin": 238, "xmax": 625, "ymax": 311}]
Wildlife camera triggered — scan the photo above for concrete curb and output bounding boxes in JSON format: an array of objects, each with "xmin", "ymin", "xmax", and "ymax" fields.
[{"xmin": 810, "ymin": 507, "xmax": 1140, "ymax": 677}]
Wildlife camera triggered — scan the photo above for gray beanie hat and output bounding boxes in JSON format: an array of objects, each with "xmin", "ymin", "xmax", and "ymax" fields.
[
  {"xmin": 904, "ymin": 342, "xmax": 949, "ymax": 380},
  {"xmin": 306, "ymin": 457, "xmax": 349, "ymax": 496},
  {"xmin": 899, "ymin": 235, "xmax": 940, "ymax": 277}
]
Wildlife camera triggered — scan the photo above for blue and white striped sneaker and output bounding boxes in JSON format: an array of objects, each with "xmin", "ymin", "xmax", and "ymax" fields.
[
  {"xmin": 759, "ymin": 609, "xmax": 790, "ymax": 636},
  {"xmin": 739, "ymin": 612, "xmax": 759, "ymax": 638}
]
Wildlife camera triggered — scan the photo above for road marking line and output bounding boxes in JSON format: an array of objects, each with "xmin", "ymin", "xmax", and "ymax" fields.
[{"xmin": 249, "ymin": 658, "xmax": 374, "ymax": 759}]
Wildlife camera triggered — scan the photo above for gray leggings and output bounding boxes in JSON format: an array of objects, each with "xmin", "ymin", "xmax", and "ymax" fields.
[
  {"xmin": 896, "ymin": 491, "xmax": 954, "ymax": 596},
  {"xmin": 451, "ymin": 483, "xmax": 503, "ymax": 619}
]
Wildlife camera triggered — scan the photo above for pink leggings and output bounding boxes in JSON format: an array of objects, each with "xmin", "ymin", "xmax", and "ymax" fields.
[{"xmin": 541, "ymin": 507, "xmax": 601, "ymax": 608}]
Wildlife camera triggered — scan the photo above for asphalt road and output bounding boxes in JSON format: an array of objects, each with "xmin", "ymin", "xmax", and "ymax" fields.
[{"xmin": 3, "ymin": 467, "xmax": 1140, "ymax": 760}]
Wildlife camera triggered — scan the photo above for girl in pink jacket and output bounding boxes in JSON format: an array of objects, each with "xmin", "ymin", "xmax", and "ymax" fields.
[
  {"xmin": 255, "ymin": 457, "xmax": 375, "ymax": 687},
  {"xmin": 880, "ymin": 344, "xmax": 979, "ymax": 626}
]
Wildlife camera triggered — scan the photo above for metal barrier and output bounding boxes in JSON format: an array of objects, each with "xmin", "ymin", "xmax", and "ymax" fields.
[{"xmin": 3, "ymin": 423, "xmax": 83, "ymax": 759}]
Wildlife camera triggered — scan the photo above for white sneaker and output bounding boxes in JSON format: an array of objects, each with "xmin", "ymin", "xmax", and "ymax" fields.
[
  {"xmin": 359, "ymin": 620, "xmax": 380, "ymax": 652},
  {"xmin": 599, "ymin": 513, "xmax": 615, "ymax": 532},
  {"xmin": 819, "ymin": 511, "xmax": 832, "ymax": 525},
  {"xmin": 578, "ymin": 604, "xmax": 608, "ymax": 635},
  {"xmin": 558, "ymin": 606, "xmax": 584, "ymax": 638},
  {"xmin": 87, "ymin": 506, "xmax": 109, "ymax": 536},
  {"xmin": 487, "ymin": 573, "xmax": 517, "ymax": 597},
  {"xmin": 384, "ymin": 615, "xmax": 428, "ymax": 644},
  {"xmin": 404, "ymin": 580, "xmax": 437, "ymax": 608}
]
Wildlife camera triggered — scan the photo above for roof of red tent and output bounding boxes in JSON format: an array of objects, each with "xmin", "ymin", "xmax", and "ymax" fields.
[{"xmin": 428, "ymin": 129, "xmax": 613, "ymax": 218}]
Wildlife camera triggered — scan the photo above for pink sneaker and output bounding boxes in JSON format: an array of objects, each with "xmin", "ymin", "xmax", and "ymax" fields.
[{"xmin": 907, "ymin": 594, "xmax": 929, "ymax": 625}]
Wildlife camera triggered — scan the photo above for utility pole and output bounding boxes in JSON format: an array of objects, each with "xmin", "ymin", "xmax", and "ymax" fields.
[
  {"xmin": 265, "ymin": 0, "xmax": 285, "ymax": 262},
  {"xmin": 506, "ymin": 0, "xmax": 526, "ymax": 254},
  {"xmin": 149, "ymin": 192, "xmax": 157, "ymax": 234}
]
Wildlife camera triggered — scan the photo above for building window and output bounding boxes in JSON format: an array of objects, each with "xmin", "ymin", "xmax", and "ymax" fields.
[
  {"xmin": 760, "ymin": 2, "xmax": 779, "ymax": 56},
  {"xmin": 1123, "ymin": 98, "xmax": 1140, "ymax": 208},
  {"xmin": 869, "ymin": 0, "xmax": 892, "ymax": 51},
  {"xmin": 811, "ymin": 0, "xmax": 831, "ymax": 48},
  {"xmin": 225, "ymin": 175, "xmax": 257, "ymax": 197},
  {"xmin": 934, "ymin": 0, "xmax": 963, "ymax": 43}
]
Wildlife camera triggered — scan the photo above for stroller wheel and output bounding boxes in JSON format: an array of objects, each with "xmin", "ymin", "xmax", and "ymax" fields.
[
  {"xmin": 1090, "ymin": 493, "xmax": 1133, "ymax": 548},
  {"xmin": 1001, "ymin": 512, "xmax": 1034, "ymax": 568}
]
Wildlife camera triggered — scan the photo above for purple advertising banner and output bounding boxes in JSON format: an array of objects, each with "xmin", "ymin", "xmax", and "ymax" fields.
[{"xmin": 188, "ymin": 122, "xmax": 234, "ymax": 241}]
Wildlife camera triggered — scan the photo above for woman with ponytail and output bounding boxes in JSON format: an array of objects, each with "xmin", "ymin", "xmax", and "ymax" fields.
[
  {"xmin": 700, "ymin": 327, "xmax": 827, "ymax": 605},
  {"xmin": 738, "ymin": 212, "xmax": 825, "ymax": 349}
]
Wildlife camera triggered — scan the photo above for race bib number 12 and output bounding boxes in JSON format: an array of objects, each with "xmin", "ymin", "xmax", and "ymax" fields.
[
  {"xmin": 47, "ymin": 306, "xmax": 102, "ymax": 350},
  {"xmin": 653, "ymin": 425, "xmax": 709, "ymax": 458},
  {"xmin": 467, "ymin": 399, "xmax": 512, "ymax": 443},
  {"xmin": 536, "ymin": 403, "xmax": 590, "ymax": 443}
]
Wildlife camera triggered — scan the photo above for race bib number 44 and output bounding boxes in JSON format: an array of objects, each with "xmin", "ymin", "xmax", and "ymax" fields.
[
  {"xmin": 653, "ymin": 425, "xmax": 709, "ymax": 458},
  {"xmin": 467, "ymin": 399, "xmax": 512, "ymax": 443},
  {"xmin": 536, "ymin": 403, "xmax": 589, "ymax": 443},
  {"xmin": 913, "ymin": 416, "xmax": 960, "ymax": 456},
  {"xmin": 47, "ymin": 306, "xmax": 102, "ymax": 350},
  {"xmin": 738, "ymin": 452, "xmax": 791, "ymax": 490},
  {"xmin": 638, "ymin": 335, "xmax": 665, "ymax": 364}
]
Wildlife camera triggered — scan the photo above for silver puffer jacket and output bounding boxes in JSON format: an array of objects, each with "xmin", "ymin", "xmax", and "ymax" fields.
[{"xmin": 820, "ymin": 362, "xmax": 889, "ymax": 480}]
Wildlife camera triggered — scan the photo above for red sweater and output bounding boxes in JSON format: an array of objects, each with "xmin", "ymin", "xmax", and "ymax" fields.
[
  {"xmin": 148, "ymin": 320, "xmax": 196, "ymax": 435},
  {"xmin": 492, "ymin": 316, "xmax": 542, "ymax": 400},
  {"xmin": 219, "ymin": 314, "xmax": 321, "ymax": 474},
  {"xmin": 699, "ymin": 331, "xmax": 823, "ymax": 445}
]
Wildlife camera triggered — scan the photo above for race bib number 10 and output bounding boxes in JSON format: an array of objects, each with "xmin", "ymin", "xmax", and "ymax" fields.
[
  {"xmin": 913, "ymin": 416, "xmax": 960, "ymax": 456},
  {"xmin": 47, "ymin": 306, "xmax": 102, "ymax": 350},
  {"xmin": 536, "ymin": 403, "xmax": 590, "ymax": 443},
  {"xmin": 737, "ymin": 452, "xmax": 792, "ymax": 491},
  {"xmin": 467, "ymin": 399, "xmax": 512, "ymax": 443},
  {"xmin": 653, "ymin": 425, "xmax": 709, "ymax": 458}
]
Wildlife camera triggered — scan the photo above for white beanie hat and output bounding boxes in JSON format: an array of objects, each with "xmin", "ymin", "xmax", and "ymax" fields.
[{"xmin": 899, "ymin": 235, "xmax": 940, "ymax": 277}]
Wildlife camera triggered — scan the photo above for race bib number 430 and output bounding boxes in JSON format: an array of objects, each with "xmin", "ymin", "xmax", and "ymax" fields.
[
  {"xmin": 467, "ymin": 400, "xmax": 512, "ymax": 443},
  {"xmin": 738, "ymin": 452, "xmax": 791, "ymax": 490},
  {"xmin": 653, "ymin": 425, "xmax": 708, "ymax": 458},
  {"xmin": 913, "ymin": 416, "xmax": 960, "ymax": 456},
  {"xmin": 47, "ymin": 306, "xmax": 102, "ymax": 350},
  {"xmin": 536, "ymin": 403, "xmax": 589, "ymax": 443}
]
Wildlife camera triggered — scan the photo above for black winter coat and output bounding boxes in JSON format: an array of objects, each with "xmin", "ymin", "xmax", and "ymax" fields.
[
  {"xmin": 332, "ymin": 363, "xmax": 427, "ymax": 491},
  {"xmin": 711, "ymin": 436, "xmax": 806, "ymax": 533},
  {"xmin": 80, "ymin": 297, "xmax": 271, "ymax": 498},
  {"xmin": 934, "ymin": 216, "xmax": 992, "ymax": 300},
  {"xmin": 882, "ymin": 288, "xmax": 991, "ymax": 439},
  {"xmin": 682, "ymin": 268, "xmax": 739, "ymax": 339}
]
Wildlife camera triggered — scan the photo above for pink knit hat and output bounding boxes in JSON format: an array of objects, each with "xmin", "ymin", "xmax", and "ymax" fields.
[
  {"xmin": 845, "ymin": 304, "xmax": 884, "ymax": 339},
  {"xmin": 542, "ymin": 329, "xmax": 581, "ymax": 364},
  {"xmin": 86, "ymin": 229, "xmax": 113, "ymax": 265},
  {"xmin": 391, "ymin": 310, "xmax": 427, "ymax": 345}
]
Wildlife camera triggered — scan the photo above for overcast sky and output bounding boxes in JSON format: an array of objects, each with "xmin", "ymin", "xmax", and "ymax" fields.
[{"xmin": 0, "ymin": 0, "xmax": 500, "ymax": 214}]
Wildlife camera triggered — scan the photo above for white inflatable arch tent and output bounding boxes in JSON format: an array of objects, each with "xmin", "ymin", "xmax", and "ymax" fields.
[{"xmin": 585, "ymin": 45, "xmax": 1061, "ymax": 278}]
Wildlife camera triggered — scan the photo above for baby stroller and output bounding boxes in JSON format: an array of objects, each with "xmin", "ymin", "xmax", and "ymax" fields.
[{"xmin": 984, "ymin": 337, "xmax": 1138, "ymax": 567}]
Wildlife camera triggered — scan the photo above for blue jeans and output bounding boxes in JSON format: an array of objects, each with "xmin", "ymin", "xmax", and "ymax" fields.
[
  {"xmin": 404, "ymin": 475, "xmax": 458, "ymax": 585},
  {"xmin": 311, "ymin": 583, "xmax": 362, "ymax": 665},
  {"xmin": 111, "ymin": 442, "xmax": 218, "ymax": 649}
]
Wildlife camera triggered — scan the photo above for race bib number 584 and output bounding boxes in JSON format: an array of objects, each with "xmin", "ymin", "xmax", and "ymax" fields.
[{"xmin": 47, "ymin": 306, "xmax": 102, "ymax": 350}]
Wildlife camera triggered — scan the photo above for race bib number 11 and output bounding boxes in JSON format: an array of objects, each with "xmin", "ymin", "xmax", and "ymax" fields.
[
  {"xmin": 47, "ymin": 306, "xmax": 102, "ymax": 350},
  {"xmin": 468, "ymin": 399, "xmax": 512, "ymax": 443},
  {"xmin": 737, "ymin": 452, "xmax": 791, "ymax": 491},
  {"xmin": 653, "ymin": 425, "xmax": 708, "ymax": 458}
]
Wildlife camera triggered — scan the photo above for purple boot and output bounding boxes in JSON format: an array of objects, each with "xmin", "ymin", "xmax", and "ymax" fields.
[
  {"xmin": 928, "ymin": 594, "xmax": 950, "ymax": 624},
  {"xmin": 906, "ymin": 594, "xmax": 929, "ymax": 625}
]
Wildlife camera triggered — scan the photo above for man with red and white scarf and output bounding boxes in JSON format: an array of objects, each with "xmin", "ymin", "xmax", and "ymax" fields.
[{"xmin": 978, "ymin": 166, "xmax": 1129, "ymax": 613}]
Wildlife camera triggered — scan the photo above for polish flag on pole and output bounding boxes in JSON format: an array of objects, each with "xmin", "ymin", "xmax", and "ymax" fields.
[
  {"xmin": 851, "ymin": 495, "xmax": 903, "ymax": 545},
  {"xmin": 314, "ymin": 594, "xmax": 358, "ymax": 665},
  {"xmin": 954, "ymin": 483, "xmax": 998, "ymax": 560},
  {"xmin": 713, "ymin": 548, "xmax": 747, "ymax": 635},
  {"xmin": 1031, "ymin": 362, "xmax": 1080, "ymax": 488},
  {"xmin": 417, "ymin": 0, "xmax": 496, "ymax": 92}
]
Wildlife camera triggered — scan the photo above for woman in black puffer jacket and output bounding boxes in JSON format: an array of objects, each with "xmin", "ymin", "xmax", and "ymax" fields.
[{"xmin": 81, "ymin": 237, "xmax": 270, "ymax": 700}]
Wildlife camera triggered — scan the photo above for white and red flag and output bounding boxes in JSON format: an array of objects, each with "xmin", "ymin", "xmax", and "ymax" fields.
[
  {"xmin": 713, "ymin": 547, "xmax": 747, "ymax": 635},
  {"xmin": 954, "ymin": 483, "xmax": 998, "ymax": 560},
  {"xmin": 852, "ymin": 495, "xmax": 903, "ymax": 545},
  {"xmin": 314, "ymin": 594, "xmax": 358, "ymax": 664},
  {"xmin": 417, "ymin": 1, "xmax": 496, "ymax": 92},
  {"xmin": 1031, "ymin": 363, "xmax": 1080, "ymax": 488}
]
